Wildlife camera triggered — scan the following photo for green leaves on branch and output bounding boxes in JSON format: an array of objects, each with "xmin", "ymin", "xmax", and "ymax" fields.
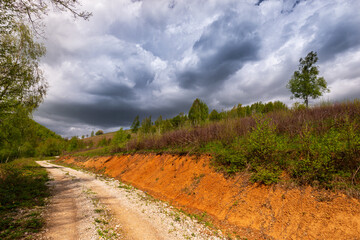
[
  {"xmin": 287, "ymin": 51, "xmax": 330, "ymax": 107},
  {"xmin": 0, "ymin": 23, "xmax": 47, "ymax": 117},
  {"xmin": 188, "ymin": 98, "xmax": 209, "ymax": 125},
  {"xmin": 111, "ymin": 128, "xmax": 130, "ymax": 149}
]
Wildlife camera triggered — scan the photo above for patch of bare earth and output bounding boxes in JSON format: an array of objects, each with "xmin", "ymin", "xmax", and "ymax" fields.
[{"xmin": 36, "ymin": 161, "xmax": 225, "ymax": 240}]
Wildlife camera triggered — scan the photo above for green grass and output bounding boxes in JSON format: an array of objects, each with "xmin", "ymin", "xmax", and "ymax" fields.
[{"xmin": 0, "ymin": 158, "xmax": 50, "ymax": 239}]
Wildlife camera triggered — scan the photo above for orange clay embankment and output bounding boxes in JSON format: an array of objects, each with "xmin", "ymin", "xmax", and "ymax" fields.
[{"xmin": 59, "ymin": 154, "xmax": 360, "ymax": 240}]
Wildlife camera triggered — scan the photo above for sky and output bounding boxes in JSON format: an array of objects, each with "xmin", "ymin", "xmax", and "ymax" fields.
[{"xmin": 34, "ymin": 0, "xmax": 360, "ymax": 137}]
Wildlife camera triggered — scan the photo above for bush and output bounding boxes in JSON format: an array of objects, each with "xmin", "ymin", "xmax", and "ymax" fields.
[
  {"xmin": 111, "ymin": 128, "xmax": 130, "ymax": 150},
  {"xmin": 35, "ymin": 138, "xmax": 64, "ymax": 157},
  {"xmin": 245, "ymin": 117, "xmax": 284, "ymax": 168},
  {"xmin": 291, "ymin": 125, "xmax": 335, "ymax": 184},
  {"xmin": 95, "ymin": 130, "xmax": 104, "ymax": 136},
  {"xmin": 204, "ymin": 142, "xmax": 246, "ymax": 173},
  {"xmin": 251, "ymin": 167, "xmax": 280, "ymax": 185}
]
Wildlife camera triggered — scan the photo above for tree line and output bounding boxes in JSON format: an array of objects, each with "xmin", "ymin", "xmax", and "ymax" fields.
[{"xmin": 130, "ymin": 99, "xmax": 289, "ymax": 135}]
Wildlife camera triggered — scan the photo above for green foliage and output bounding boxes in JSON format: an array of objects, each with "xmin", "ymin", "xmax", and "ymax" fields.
[
  {"xmin": 292, "ymin": 102, "xmax": 306, "ymax": 110},
  {"xmin": 95, "ymin": 130, "xmax": 104, "ymax": 136},
  {"xmin": 0, "ymin": 22, "xmax": 46, "ymax": 118},
  {"xmin": 291, "ymin": 124, "xmax": 344, "ymax": 184},
  {"xmin": 0, "ymin": 107, "xmax": 64, "ymax": 162},
  {"xmin": 204, "ymin": 142, "xmax": 246, "ymax": 173},
  {"xmin": 188, "ymin": 98, "xmax": 209, "ymax": 125},
  {"xmin": 35, "ymin": 138, "xmax": 65, "ymax": 157},
  {"xmin": 111, "ymin": 128, "xmax": 130, "ymax": 149},
  {"xmin": 131, "ymin": 115, "xmax": 140, "ymax": 133},
  {"xmin": 287, "ymin": 51, "xmax": 330, "ymax": 107},
  {"xmin": 97, "ymin": 138, "xmax": 111, "ymax": 147},
  {"xmin": 67, "ymin": 136, "xmax": 82, "ymax": 152},
  {"xmin": 250, "ymin": 167, "xmax": 280, "ymax": 185},
  {"xmin": 0, "ymin": 158, "xmax": 49, "ymax": 239},
  {"xmin": 245, "ymin": 117, "xmax": 283, "ymax": 167},
  {"xmin": 209, "ymin": 109, "xmax": 221, "ymax": 122},
  {"xmin": 140, "ymin": 116, "xmax": 153, "ymax": 134}
]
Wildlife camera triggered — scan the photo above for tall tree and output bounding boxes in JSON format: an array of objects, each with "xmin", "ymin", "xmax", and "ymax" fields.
[
  {"xmin": 209, "ymin": 109, "xmax": 221, "ymax": 121},
  {"xmin": 0, "ymin": 1, "xmax": 90, "ymax": 160},
  {"xmin": 0, "ymin": 0, "xmax": 90, "ymax": 120},
  {"xmin": 131, "ymin": 115, "xmax": 140, "ymax": 133},
  {"xmin": 188, "ymin": 98, "xmax": 209, "ymax": 125},
  {"xmin": 140, "ymin": 116, "xmax": 152, "ymax": 134},
  {"xmin": 0, "ymin": 22, "xmax": 46, "ymax": 119},
  {"xmin": 287, "ymin": 51, "xmax": 329, "ymax": 108}
]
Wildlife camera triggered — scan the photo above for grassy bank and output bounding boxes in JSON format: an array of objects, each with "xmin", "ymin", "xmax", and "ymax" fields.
[
  {"xmin": 71, "ymin": 101, "xmax": 360, "ymax": 195},
  {"xmin": 0, "ymin": 158, "xmax": 50, "ymax": 239}
]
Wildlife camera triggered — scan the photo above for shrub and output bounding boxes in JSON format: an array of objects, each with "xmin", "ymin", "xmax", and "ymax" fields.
[
  {"xmin": 250, "ymin": 167, "xmax": 280, "ymax": 185},
  {"xmin": 111, "ymin": 128, "xmax": 130, "ymax": 150},
  {"xmin": 95, "ymin": 130, "xmax": 104, "ymax": 136},
  {"xmin": 245, "ymin": 117, "xmax": 284, "ymax": 167},
  {"xmin": 291, "ymin": 124, "xmax": 335, "ymax": 184}
]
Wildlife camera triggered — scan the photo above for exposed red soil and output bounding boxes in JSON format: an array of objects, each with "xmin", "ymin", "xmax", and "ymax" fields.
[{"xmin": 59, "ymin": 154, "xmax": 360, "ymax": 239}]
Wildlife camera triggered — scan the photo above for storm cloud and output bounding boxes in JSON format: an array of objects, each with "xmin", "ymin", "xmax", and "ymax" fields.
[{"xmin": 34, "ymin": 0, "xmax": 360, "ymax": 137}]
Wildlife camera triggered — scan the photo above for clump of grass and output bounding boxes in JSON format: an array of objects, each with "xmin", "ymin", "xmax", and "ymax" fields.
[{"xmin": 0, "ymin": 158, "xmax": 50, "ymax": 239}]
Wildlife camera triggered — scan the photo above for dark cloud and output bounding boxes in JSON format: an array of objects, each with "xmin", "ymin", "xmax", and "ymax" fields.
[
  {"xmin": 316, "ymin": 21, "xmax": 360, "ymax": 62},
  {"xmin": 179, "ymin": 11, "xmax": 260, "ymax": 90},
  {"xmin": 34, "ymin": 0, "xmax": 360, "ymax": 137}
]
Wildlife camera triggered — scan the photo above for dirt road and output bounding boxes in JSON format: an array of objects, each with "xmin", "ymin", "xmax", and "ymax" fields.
[{"xmin": 37, "ymin": 160, "xmax": 224, "ymax": 240}]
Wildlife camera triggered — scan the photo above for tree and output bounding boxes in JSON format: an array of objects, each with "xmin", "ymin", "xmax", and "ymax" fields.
[
  {"xmin": 287, "ymin": 51, "xmax": 329, "ymax": 108},
  {"xmin": 140, "ymin": 116, "xmax": 153, "ymax": 134},
  {"xmin": 0, "ymin": 23, "xmax": 47, "ymax": 119},
  {"xmin": 209, "ymin": 109, "xmax": 221, "ymax": 121},
  {"xmin": 111, "ymin": 128, "xmax": 130, "ymax": 149},
  {"xmin": 95, "ymin": 130, "xmax": 104, "ymax": 136},
  {"xmin": 154, "ymin": 115, "xmax": 163, "ymax": 134},
  {"xmin": 131, "ymin": 115, "xmax": 140, "ymax": 133},
  {"xmin": 0, "ymin": 1, "xmax": 90, "ymax": 161},
  {"xmin": 0, "ymin": 1, "xmax": 90, "ymax": 119},
  {"xmin": 188, "ymin": 98, "xmax": 209, "ymax": 125},
  {"xmin": 90, "ymin": 131, "xmax": 94, "ymax": 137}
]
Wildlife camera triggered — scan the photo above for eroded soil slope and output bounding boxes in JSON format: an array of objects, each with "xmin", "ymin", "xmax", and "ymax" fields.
[{"xmin": 59, "ymin": 154, "xmax": 360, "ymax": 239}]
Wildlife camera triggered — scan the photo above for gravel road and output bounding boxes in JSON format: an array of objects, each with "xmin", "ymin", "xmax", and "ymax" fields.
[{"xmin": 36, "ymin": 160, "xmax": 225, "ymax": 240}]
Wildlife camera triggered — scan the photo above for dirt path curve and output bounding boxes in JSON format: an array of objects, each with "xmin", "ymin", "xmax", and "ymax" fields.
[{"xmin": 37, "ymin": 160, "xmax": 224, "ymax": 240}]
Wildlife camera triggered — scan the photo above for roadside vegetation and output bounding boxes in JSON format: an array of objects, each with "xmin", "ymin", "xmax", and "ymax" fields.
[
  {"xmin": 0, "ymin": 158, "xmax": 50, "ymax": 239},
  {"xmin": 69, "ymin": 52, "xmax": 360, "ymax": 194},
  {"xmin": 72, "ymin": 100, "xmax": 360, "ymax": 194}
]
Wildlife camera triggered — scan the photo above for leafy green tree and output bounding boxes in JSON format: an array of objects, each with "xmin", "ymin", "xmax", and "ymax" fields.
[
  {"xmin": 111, "ymin": 128, "xmax": 130, "ymax": 149},
  {"xmin": 67, "ymin": 136, "xmax": 80, "ymax": 151},
  {"xmin": 0, "ymin": 23, "xmax": 46, "ymax": 119},
  {"xmin": 0, "ymin": 0, "xmax": 90, "ymax": 161},
  {"xmin": 91, "ymin": 131, "xmax": 94, "ymax": 137},
  {"xmin": 188, "ymin": 98, "xmax": 209, "ymax": 125},
  {"xmin": 272, "ymin": 101, "xmax": 288, "ymax": 111},
  {"xmin": 131, "ymin": 115, "xmax": 140, "ymax": 133},
  {"xmin": 95, "ymin": 130, "xmax": 104, "ymax": 136},
  {"xmin": 287, "ymin": 51, "xmax": 329, "ymax": 108},
  {"xmin": 0, "ymin": 1, "xmax": 90, "ymax": 119},
  {"xmin": 155, "ymin": 115, "xmax": 163, "ymax": 134},
  {"xmin": 250, "ymin": 102, "xmax": 265, "ymax": 114},
  {"xmin": 36, "ymin": 138, "xmax": 64, "ymax": 157},
  {"xmin": 140, "ymin": 116, "xmax": 153, "ymax": 134},
  {"xmin": 209, "ymin": 109, "xmax": 221, "ymax": 121}
]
